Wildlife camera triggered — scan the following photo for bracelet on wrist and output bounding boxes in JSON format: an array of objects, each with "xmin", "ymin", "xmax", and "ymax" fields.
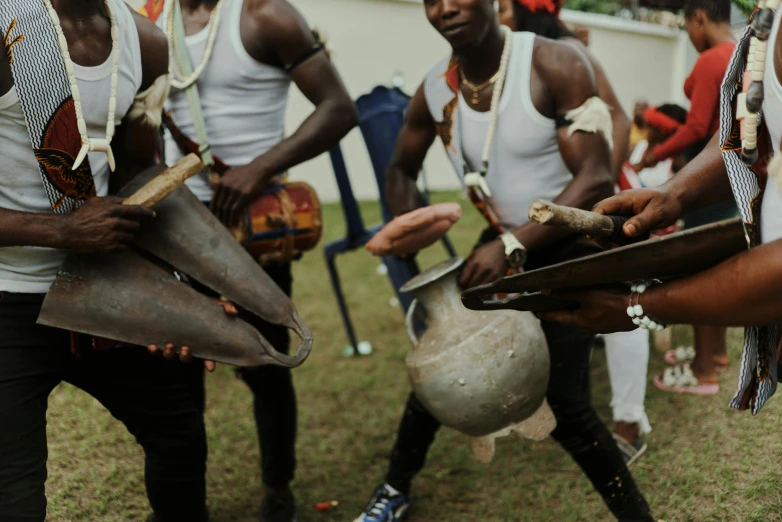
[{"xmin": 626, "ymin": 280, "xmax": 668, "ymax": 332}]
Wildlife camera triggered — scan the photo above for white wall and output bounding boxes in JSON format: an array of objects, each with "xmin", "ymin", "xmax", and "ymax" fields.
[{"xmin": 125, "ymin": 0, "xmax": 696, "ymax": 202}]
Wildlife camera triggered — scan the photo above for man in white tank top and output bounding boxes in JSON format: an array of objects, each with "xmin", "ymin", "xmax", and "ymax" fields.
[
  {"xmin": 354, "ymin": 2, "xmax": 654, "ymax": 522},
  {"xmin": 539, "ymin": 3, "xmax": 782, "ymax": 417},
  {"xmin": 144, "ymin": 1, "xmax": 358, "ymax": 521},
  {"xmin": 0, "ymin": 2, "xmax": 211, "ymax": 521}
]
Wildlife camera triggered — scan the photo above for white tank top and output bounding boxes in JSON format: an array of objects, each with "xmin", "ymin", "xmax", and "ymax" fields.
[
  {"xmin": 0, "ymin": 0, "xmax": 142, "ymax": 293},
  {"xmin": 761, "ymin": 7, "xmax": 782, "ymax": 244},
  {"xmin": 424, "ymin": 32, "xmax": 573, "ymax": 229},
  {"xmin": 160, "ymin": 0, "xmax": 291, "ymax": 202}
]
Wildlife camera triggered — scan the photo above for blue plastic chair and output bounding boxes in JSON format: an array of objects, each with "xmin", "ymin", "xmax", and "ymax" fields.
[{"xmin": 324, "ymin": 86, "xmax": 457, "ymax": 354}]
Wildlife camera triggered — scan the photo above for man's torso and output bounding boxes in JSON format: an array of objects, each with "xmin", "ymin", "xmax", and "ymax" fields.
[
  {"xmin": 158, "ymin": 0, "xmax": 291, "ymax": 202},
  {"xmin": 0, "ymin": 0, "xmax": 143, "ymax": 292},
  {"xmin": 423, "ymin": 32, "xmax": 572, "ymax": 230}
]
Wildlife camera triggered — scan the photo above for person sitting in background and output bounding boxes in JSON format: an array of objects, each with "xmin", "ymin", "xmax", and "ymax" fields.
[
  {"xmin": 621, "ymin": 104, "xmax": 689, "ymax": 191},
  {"xmin": 629, "ymin": 101, "xmax": 650, "ymax": 153}
]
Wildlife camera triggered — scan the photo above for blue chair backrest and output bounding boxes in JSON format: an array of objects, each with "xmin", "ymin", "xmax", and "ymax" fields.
[
  {"xmin": 328, "ymin": 145, "xmax": 367, "ymax": 242},
  {"xmin": 355, "ymin": 86, "xmax": 411, "ymax": 223}
]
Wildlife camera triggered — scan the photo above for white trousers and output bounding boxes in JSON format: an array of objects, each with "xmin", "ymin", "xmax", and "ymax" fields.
[{"xmin": 603, "ymin": 328, "xmax": 652, "ymax": 434}]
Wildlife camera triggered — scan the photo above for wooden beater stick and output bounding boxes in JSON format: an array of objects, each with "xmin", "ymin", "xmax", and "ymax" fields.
[
  {"xmin": 528, "ymin": 199, "xmax": 618, "ymax": 237},
  {"xmin": 123, "ymin": 154, "xmax": 203, "ymax": 207}
]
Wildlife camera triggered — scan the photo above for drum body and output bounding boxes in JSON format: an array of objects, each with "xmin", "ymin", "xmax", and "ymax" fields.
[{"xmin": 237, "ymin": 181, "xmax": 323, "ymax": 265}]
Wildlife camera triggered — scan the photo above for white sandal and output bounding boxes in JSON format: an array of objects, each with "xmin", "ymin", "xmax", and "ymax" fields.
[
  {"xmin": 654, "ymin": 363, "xmax": 719, "ymax": 395},
  {"xmin": 663, "ymin": 346, "xmax": 695, "ymax": 365}
]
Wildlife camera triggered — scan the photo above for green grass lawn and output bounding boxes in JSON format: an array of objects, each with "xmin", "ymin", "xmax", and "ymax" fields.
[{"xmin": 45, "ymin": 193, "xmax": 782, "ymax": 522}]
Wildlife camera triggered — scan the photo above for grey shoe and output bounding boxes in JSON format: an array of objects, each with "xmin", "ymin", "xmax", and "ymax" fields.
[{"xmin": 613, "ymin": 433, "xmax": 647, "ymax": 467}]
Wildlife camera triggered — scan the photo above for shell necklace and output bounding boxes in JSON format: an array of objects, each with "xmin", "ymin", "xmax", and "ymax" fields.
[
  {"xmin": 167, "ymin": 0, "xmax": 226, "ymax": 90},
  {"xmin": 43, "ymin": 0, "xmax": 120, "ymax": 172}
]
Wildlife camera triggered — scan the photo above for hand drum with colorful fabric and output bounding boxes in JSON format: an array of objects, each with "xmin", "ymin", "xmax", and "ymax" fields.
[{"xmin": 232, "ymin": 181, "xmax": 323, "ymax": 265}]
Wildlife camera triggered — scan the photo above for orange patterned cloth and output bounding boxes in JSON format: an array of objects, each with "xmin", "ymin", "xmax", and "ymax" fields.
[{"xmin": 138, "ymin": 0, "xmax": 165, "ymax": 22}]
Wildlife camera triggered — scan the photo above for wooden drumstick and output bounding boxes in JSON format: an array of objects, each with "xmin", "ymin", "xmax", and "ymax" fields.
[
  {"xmin": 123, "ymin": 153, "xmax": 203, "ymax": 207},
  {"xmin": 528, "ymin": 199, "xmax": 649, "ymax": 244}
]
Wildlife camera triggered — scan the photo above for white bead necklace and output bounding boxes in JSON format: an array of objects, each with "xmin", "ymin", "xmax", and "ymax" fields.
[
  {"xmin": 43, "ymin": 0, "xmax": 120, "ymax": 172},
  {"xmin": 167, "ymin": 0, "xmax": 226, "ymax": 90}
]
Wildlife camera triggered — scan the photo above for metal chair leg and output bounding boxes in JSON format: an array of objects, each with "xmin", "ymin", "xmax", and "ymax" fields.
[{"xmin": 325, "ymin": 251, "xmax": 360, "ymax": 355}]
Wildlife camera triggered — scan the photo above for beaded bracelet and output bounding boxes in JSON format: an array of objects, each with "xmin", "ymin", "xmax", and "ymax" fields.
[{"xmin": 626, "ymin": 280, "xmax": 668, "ymax": 332}]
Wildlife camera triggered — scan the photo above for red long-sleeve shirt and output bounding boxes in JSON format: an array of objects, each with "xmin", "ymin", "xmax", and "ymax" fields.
[{"xmin": 652, "ymin": 41, "xmax": 735, "ymax": 161}]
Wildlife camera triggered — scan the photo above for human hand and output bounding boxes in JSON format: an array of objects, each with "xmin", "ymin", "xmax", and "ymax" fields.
[
  {"xmin": 592, "ymin": 188, "xmax": 682, "ymax": 239},
  {"xmin": 62, "ymin": 196, "xmax": 155, "ymax": 253},
  {"xmin": 147, "ymin": 300, "xmax": 239, "ymax": 372},
  {"xmin": 210, "ymin": 164, "xmax": 267, "ymax": 227},
  {"xmin": 458, "ymin": 240, "xmax": 507, "ymax": 289},
  {"xmin": 537, "ymin": 286, "xmax": 636, "ymax": 334}
]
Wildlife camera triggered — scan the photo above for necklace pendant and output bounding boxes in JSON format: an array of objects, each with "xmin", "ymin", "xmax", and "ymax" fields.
[
  {"xmin": 72, "ymin": 139, "xmax": 116, "ymax": 172},
  {"xmin": 72, "ymin": 143, "xmax": 90, "ymax": 171},
  {"xmin": 471, "ymin": 92, "xmax": 480, "ymax": 105}
]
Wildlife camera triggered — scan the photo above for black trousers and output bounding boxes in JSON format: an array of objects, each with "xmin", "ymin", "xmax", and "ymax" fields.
[
  {"xmin": 0, "ymin": 292, "xmax": 207, "ymax": 522},
  {"xmin": 384, "ymin": 232, "xmax": 653, "ymax": 522},
  {"xmin": 185, "ymin": 262, "xmax": 297, "ymax": 489}
]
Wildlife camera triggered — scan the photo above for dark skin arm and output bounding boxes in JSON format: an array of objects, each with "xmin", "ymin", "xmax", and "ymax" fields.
[
  {"xmin": 211, "ymin": 0, "xmax": 359, "ymax": 226},
  {"xmin": 592, "ymin": 132, "xmax": 732, "ymax": 238},
  {"xmin": 539, "ymin": 238, "xmax": 782, "ymax": 333},
  {"xmin": 567, "ymin": 39, "xmax": 630, "ymax": 180},
  {"xmin": 385, "ymin": 85, "xmax": 438, "ymax": 219},
  {"xmin": 459, "ymin": 38, "xmax": 614, "ymax": 288}
]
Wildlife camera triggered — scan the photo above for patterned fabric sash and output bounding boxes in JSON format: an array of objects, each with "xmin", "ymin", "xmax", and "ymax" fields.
[
  {"xmin": 719, "ymin": 21, "xmax": 780, "ymax": 414},
  {"xmin": 0, "ymin": 2, "xmax": 94, "ymax": 214}
]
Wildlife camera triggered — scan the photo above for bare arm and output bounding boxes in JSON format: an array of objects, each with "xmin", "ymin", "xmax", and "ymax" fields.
[
  {"xmin": 385, "ymin": 85, "xmax": 438, "ymax": 218},
  {"xmin": 459, "ymin": 39, "xmax": 613, "ymax": 288},
  {"xmin": 539, "ymin": 238, "xmax": 782, "ymax": 333},
  {"xmin": 643, "ymin": 239, "xmax": 782, "ymax": 325},
  {"xmin": 593, "ymin": 133, "xmax": 733, "ymax": 237},
  {"xmin": 212, "ymin": 0, "xmax": 358, "ymax": 225},
  {"xmin": 511, "ymin": 39, "xmax": 614, "ymax": 252},
  {"xmin": 568, "ymin": 39, "xmax": 630, "ymax": 180}
]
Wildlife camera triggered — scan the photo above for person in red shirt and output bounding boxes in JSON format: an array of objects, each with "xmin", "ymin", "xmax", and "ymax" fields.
[
  {"xmin": 633, "ymin": 0, "xmax": 735, "ymax": 171},
  {"xmin": 633, "ymin": 0, "xmax": 737, "ymax": 396}
]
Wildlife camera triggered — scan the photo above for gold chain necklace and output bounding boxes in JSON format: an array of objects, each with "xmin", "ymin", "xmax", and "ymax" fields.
[{"xmin": 460, "ymin": 68, "xmax": 501, "ymax": 105}]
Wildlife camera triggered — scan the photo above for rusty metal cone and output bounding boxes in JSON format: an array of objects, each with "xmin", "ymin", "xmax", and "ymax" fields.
[
  {"xmin": 38, "ymin": 251, "xmax": 288, "ymax": 367},
  {"xmin": 116, "ymin": 166, "xmax": 312, "ymax": 367}
]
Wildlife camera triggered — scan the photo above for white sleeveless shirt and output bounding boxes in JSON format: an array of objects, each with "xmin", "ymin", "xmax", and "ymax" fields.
[
  {"xmin": 160, "ymin": 0, "xmax": 292, "ymax": 202},
  {"xmin": 0, "ymin": 0, "xmax": 142, "ymax": 293},
  {"xmin": 424, "ymin": 32, "xmax": 573, "ymax": 229},
  {"xmin": 761, "ymin": 6, "xmax": 782, "ymax": 245}
]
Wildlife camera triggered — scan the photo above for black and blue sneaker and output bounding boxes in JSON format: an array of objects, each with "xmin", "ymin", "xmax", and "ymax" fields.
[{"xmin": 353, "ymin": 484, "xmax": 411, "ymax": 522}]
